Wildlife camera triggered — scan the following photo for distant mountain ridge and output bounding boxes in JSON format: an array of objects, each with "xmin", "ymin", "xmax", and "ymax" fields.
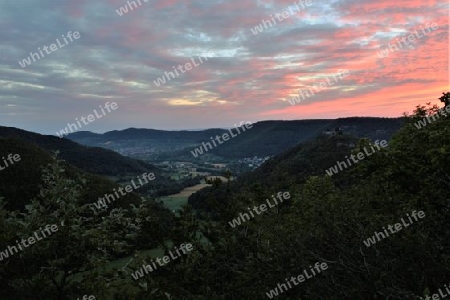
[
  {"xmin": 0, "ymin": 126, "xmax": 159, "ymax": 176},
  {"xmin": 66, "ymin": 118, "xmax": 405, "ymax": 160}
]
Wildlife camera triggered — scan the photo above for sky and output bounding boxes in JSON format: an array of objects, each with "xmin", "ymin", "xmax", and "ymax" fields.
[{"xmin": 0, "ymin": 0, "xmax": 448, "ymax": 135}]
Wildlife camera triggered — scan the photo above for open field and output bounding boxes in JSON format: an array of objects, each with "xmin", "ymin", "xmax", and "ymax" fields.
[
  {"xmin": 160, "ymin": 183, "xmax": 211, "ymax": 212},
  {"xmin": 167, "ymin": 183, "xmax": 211, "ymax": 197}
]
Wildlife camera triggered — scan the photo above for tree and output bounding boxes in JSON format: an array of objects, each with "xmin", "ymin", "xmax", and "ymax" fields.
[
  {"xmin": 0, "ymin": 155, "xmax": 141, "ymax": 299},
  {"xmin": 438, "ymin": 91, "xmax": 450, "ymax": 106}
]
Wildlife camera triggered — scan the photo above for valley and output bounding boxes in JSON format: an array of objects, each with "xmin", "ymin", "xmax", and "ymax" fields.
[{"xmin": 1, "ymin": 100, "xmax": 449, "ymax": 299}]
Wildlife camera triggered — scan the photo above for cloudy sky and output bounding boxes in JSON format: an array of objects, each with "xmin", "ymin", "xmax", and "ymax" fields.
[{"xmin": 0, "ymin": 0, "xmax": 448, "ymax": 134}]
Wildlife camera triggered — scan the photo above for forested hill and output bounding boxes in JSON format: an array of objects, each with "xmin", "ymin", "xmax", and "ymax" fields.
[
  {"xmin": 0, "ymin": 126, "xmax": 159, "ymax": 176},
  {"xmin": 66, "ymin": 117, "xmax": 404, "ymax": 159},
  {"xmin": 183, "ymin": 102, "xmax": 449, "ymax": 298},
  {"xmin": 0, "ymin": 138, "xmax": 153, "ymax": 212},
  {"xmin": 188, "ymin": 134, "xmax": 361, "ymax": 211}
]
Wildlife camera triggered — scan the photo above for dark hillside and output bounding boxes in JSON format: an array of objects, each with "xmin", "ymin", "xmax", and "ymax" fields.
[
  {"xmin": 0, "ymin": 126, "xmax": 159, "ymax": 176},
  {"xmin": 0, "ymin": 138, "xmax": 146, "ymax": 211}
]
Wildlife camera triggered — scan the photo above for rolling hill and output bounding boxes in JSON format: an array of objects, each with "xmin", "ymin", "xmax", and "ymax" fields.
[
  {"xmin": 66, "ymin": 117, "xmax": 405, "ymax": 160},
  {"xmin": 0, "ymin": 126, "xmax": 159, "ymax": 176}
]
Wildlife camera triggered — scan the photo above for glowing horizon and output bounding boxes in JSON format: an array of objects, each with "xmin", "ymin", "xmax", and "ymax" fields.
[{"xmin": 0, "ymin": 0, "xmax": 448, "ymax": 134}]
